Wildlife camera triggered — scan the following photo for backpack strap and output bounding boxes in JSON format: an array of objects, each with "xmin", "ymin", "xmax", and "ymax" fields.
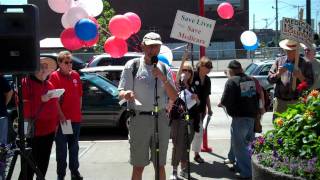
[{"xmin": 131, "ymin": 58, "xmax": 140, "ymax": 91}]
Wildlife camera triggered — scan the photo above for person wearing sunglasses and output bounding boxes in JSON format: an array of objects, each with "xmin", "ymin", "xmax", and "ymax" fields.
[
  {"xmin": 169, "ymin": 53, "xmax": 200, "ymax": 179},
  {"xmin": 191, "ymin": 56, "xmax": 213, "ymax": 164},
  {"xmin": 49, "ymin": 51, "xmax": 83, "ymax": 180},
  {"xmin": 302, "ymin": 44, "xmax": 320, "ymax": 90}
]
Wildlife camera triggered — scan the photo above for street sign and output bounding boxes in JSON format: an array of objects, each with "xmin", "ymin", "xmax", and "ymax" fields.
[
  {"xmin": 170, "ymin": 10, "xmax": 216, "ymax": 47},
  {"xmin": 281, "ymin": 17, "xmax": 314, "ymax": 49}
]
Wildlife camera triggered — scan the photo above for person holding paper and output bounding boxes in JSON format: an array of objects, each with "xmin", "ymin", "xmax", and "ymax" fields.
[
  {"xmin": 268, "ymin": 39, "xmax": 313, "ymax": 117},
  {"xmin": 49, "ymin": 51, "xmax": 83, "ymax": 180},
  {"xmin": 191, "ymin": 56, "xmax": 213, "ymax": 163},
  {"xmin": 20, "ymin": 57, "xmax": 59, "ymax": 180},
  {"xmin": 169, "ymin": 60, "xmax": 200, "ymax": 179},
  {"xmin": 118, "ymin": 32, "xmax": 177, "ymax": 180}
]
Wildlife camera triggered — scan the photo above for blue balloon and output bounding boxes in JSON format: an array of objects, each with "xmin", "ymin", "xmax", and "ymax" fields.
[
  {"xmin": 75, "ymin": 18, "xmax": 98, "ymax": 41},
  {"xmin": 243, "ymin": 42, "xmax": 258, "ymax": 51},
  {"xmin": 283, "ymin": 63, "xmax": 294, "ymax": 72},
  {"xmin": 157, "ymin": 54, "xmax": 171, "ymax": 66}
]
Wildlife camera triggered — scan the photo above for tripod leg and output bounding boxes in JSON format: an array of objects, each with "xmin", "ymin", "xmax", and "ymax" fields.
[
  {"xmin": 6, "ymin": 150, "xmax": 18, "ymax": 180},
  {"xmin": 19, "ymin": 148, "xmax": 45, "ymax": 180}
]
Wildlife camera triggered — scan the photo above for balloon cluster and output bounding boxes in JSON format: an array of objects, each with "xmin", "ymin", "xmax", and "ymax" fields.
[
  {"xmin": 105, "ymin": 13, "xmax": 141, "ymax": 58},
  {"xmin": 48, "ymin": 0, "xmax": 103, "ymax": 50},
  {"xmin": 240, "ymin": 31, "xmax": 259, "ymax": 50}
]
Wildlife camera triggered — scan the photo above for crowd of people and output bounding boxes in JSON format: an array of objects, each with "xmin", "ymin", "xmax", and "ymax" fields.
[{"xmin": 0, "ymin": 32, "xmax": 319, "ymax": 180}]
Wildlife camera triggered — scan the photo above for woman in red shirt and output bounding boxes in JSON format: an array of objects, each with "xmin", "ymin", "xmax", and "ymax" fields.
[{"xmin": 19, "ymin": 57, "xmax": 59, "ymax": 180}]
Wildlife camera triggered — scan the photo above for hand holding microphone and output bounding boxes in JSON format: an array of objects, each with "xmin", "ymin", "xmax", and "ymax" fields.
[{"xmin": 151, "ymin": 56, "xmax": 166, "ymax": 81}]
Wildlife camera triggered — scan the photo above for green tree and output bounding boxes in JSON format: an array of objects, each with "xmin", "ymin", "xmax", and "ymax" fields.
[{"xmin": 94, "ymin": 1, "xmax": 115, "ymax": 53}]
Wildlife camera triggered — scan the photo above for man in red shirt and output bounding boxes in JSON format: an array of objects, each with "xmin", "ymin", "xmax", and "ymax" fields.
[{"xmin": 49, "ymin": 51, "xmax": 83, "ymax": 180}]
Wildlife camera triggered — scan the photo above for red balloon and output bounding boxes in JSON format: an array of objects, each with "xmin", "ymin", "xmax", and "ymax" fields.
[
  {"xmin": 88, "ymin": 16, "xmax": 99, "ymax": 28},
  {"xmin": 124, "ymin": 12, "xmax": 141, "ymax": 34},
  {"xmin": 60, "ymin": 28, "xmax": 83, "ymax": 50},
  {"xmin": 82, "ymin": 34, "xmax": 99, "ymax": 47},
  {"xmin": 109, "ymin": 15, "xmax": 133, "ymax": 40},
  {"xmin": 217, "ymin": 2, "xmax": 234, "ymax": 19},
  {"xmin": 104, "ymin": 36, "xmax": 128, "ymax": 58}
]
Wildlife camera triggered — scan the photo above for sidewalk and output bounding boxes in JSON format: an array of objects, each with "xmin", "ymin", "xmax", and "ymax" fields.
[{"xmin": 13, "ymin": 139, "xmax": 235, "ymax": 180}]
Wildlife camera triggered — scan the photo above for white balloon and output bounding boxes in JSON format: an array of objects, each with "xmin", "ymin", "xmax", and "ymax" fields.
[
  {"xmin": 160, "ymin": 45, "xmax": 173, "ymax": 65},
  {"xmin": 240, "ymin": 31, "xmax": 258, "ymax": 47},
  {"xmin": 65, "ymin": 6, "xmax": 89, "ymax": 27},
  {"xmin": 76, "ymin": 0, "xmax": 103, "ymax": 17},
  {"xmin": 61, "ymin": 13, "xmax": 71, "ymax": 29},
  {"xmin": 48, "ymin": 0, "xmax": 74, "ymax": 14}
]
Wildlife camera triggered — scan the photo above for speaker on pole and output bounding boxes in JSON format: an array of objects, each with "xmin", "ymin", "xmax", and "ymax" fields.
[{"xmin": 0, "ymin": 5, "xmax": 39, "ymax": 74}]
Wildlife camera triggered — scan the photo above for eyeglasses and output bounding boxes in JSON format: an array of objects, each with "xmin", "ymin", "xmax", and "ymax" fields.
[
  {"xmin": 182, "ymin": 69, "xmax": 192, "ymax": 73},
  {"xmin": 63, "ymin": 61, "xmax": 72, "ymax": 65},
  {"xmin": 202, "ymin": 64, "xmax": 212, "ymax": 69}
]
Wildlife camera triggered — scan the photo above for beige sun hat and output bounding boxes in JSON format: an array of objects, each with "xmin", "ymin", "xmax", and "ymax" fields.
[
  {"xmin": 40, "ymin": 57, "xmax": 58, "ymax": 73},
  {"xmin": 142, "ymin": 32, "xmax": 163, "ymax": 45},
  {"xmin": 279, "ymin": 39, "xmax": 299, "ymax": 50}
]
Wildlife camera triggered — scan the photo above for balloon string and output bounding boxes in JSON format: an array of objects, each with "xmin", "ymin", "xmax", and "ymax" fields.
[{"xmin": 99, "ymin": 27, "xmax": 112, "ymax": 37}]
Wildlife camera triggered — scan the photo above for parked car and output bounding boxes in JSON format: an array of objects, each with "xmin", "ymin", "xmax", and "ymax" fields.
[
  {"xmin": 5, "ymin": 72, "xmax": 130, "ymax": 135},
  {"xmin": 87, "ymin": 52, "xmax": 143, "ymax": 67},
  {"xmin": 80, "ymin": 66, "xmax": 125, "ymax": 86},
  {"xmin": 40, "ymin": 53, "xmax": 86, "ymax": 71},
  {"xmin": 244, "ymin": 59, "xmax": 275, "ymax": 111}
]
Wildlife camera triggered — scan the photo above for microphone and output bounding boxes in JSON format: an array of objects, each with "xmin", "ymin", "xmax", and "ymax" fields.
[
  {"xmin": 180, "ymin": 73, "xmax": 186, "ymax": 82},
  {"xmin": 151, "ymin": 56, "xmax": 158, "ymax": 68}
]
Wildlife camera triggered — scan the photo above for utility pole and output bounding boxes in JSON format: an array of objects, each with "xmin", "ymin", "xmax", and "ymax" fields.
[
  {"xmin": 275, "ymin": 0, "xmax": 279, "ymax": 46},
  {"xmin": 253, "ymin": 13, "xmax": 255, "ymax": 30},
  {"xmin": 306, "ymin": 0, "xmax": 311, "ymax": 25},
  {"xmin": 262, "ymin": 18, "xmax": 269, "ymax": 29}
]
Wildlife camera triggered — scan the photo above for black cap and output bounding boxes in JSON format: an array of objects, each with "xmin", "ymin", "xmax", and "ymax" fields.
[{"xmin": 227, "ymin": 60, "xmax": 242, "ymax": 69}]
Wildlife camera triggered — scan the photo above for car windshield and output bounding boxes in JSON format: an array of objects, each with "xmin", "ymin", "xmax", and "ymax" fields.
[
  {"xmin": 88, "ymin": 75, "xmax": 119, "ymax": 97},
  {"xmin": 244, "ymin": 63, "xmax": 258, "ymax": 75}
]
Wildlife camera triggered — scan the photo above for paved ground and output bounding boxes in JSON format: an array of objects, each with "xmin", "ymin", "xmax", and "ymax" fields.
[{"xmin": 8, "ymin": 71, "xmax": 274, "ymax": 180}]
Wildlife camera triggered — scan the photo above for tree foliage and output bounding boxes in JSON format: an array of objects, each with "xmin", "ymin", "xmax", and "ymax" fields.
[{"xmin": 94, "ymin": 1, "xmax": 115, "ymax": 53}]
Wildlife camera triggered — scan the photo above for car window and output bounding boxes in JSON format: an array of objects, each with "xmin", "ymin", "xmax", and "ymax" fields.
[
  {"xmin": 82, "ymin": 80, "xmax": 108, "ymax": 107},
  {"xmin": 259, "ymin": 64, "xmax": 272, "ymax": 75},
  {"xmin": 87, "ymin": 75, "xmax": 119, "ymax": 97},
  {"xmin": 96, "ymin": 56, "xmax": 140, "ymax": 66},
  {"xmin": 244, "ymin": 63, "xmax": 258, "ymax": 75}
]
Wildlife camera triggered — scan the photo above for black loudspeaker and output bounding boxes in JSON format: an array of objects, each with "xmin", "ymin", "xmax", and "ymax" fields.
[{"xmin": 0, "ymin": 5, "xmax": 39, "ymax": 74}]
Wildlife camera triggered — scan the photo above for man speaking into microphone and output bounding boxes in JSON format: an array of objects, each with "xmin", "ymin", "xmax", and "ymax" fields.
[{"xmin": 118, "ymin": 32, "xmax": 177, "ymax": 180}]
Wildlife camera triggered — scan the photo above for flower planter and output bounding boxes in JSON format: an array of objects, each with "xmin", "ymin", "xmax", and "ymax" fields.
[{"xmin": 251, "ymin": 155, "xmax": 304, "ymax": 180}]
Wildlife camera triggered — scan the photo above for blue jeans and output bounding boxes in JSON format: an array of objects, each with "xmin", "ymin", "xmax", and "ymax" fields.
[
  {"xmin": 0, "ymin": 117, "xmax": 8, "ymax": 144},
  {"xmin": 55, "ymin": 122, "xmax": 81, "ymax": 177},
  {"xmin": 231, "ymin": 117, "xmax": 254, "ymax": 177},
  {"xmin": 0, "ymin": 116, "xmax": 8, "ymax": 179}
]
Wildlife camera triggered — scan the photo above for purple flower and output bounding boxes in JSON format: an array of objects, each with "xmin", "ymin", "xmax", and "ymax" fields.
[
  {"xmin": 305, "ymin": 157, "xmax": 317, "ymax": 173},
  {"xmin": 257, "ymin": 136, "xmax": 265, "ymax": 145},
  {"xmin": 273, "ymin": 150, "xmax": 279, "ymax": 158},
  {"xmin": 277, "ymin": 138, "xmax": 283, "ymax": 145}
]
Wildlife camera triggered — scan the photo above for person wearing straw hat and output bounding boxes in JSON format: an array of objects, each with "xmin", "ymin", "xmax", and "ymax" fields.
[
  {"xmin": 302, "ymin": 43, "xmax": 320, "ymax": 90},
  {"xmin": 268, "ymin": 39, "xmax": 314, "ymax": 116},
  {"xmin": 19, "ymin": 57, "xmax": 59, "ymax": 180}
]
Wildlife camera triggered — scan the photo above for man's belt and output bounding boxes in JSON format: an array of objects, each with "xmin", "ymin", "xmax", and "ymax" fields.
[
  {"xmin": 139, "ymin": 111, "xmax": 154, "ymax": 115},
  {"xmin": 277, "ymin": 97, "xmax": 298, "ymax": 101}
]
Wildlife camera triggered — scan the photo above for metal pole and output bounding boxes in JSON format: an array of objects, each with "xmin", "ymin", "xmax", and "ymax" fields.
[
  {"xmin": 306, "ymin": 0, "xmax": 311, "ymax": 25},
  {"xmin": 199, "ymin": 0, "xmax": 205, "ymax": 58},
  {"xmin": 275, "ymin": 0, "xmax": 279, "ymax": 46}
]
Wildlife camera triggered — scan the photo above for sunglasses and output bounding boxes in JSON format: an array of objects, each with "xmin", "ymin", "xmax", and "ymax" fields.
[
  {"xmin": 63, "ymin": 61, "xmax": 72, "ymax": 65},
  {"xmin": 182, "ymin": 69, "xmax": 192, "ymax": 73}
]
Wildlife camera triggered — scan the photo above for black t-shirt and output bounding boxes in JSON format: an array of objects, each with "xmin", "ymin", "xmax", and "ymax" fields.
[
  {"xmin": 0, "ymin": 75, "xmax": 12, "ymax": 116},
  {"xmin": 192, "ymin": 71, "xmax": 211, "ymax": 113},
  {"xmin": 221, "ymin": 73, "xmax": 259, "ymax": 118}
]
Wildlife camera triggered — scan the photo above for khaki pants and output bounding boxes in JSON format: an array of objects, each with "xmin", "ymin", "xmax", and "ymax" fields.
[{"xmin": 273, "ymin": 97, "xmax": 298, "ymax": 114}]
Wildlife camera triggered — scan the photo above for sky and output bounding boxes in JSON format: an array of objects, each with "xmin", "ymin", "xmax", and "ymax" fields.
[{"xmin": 1, "ymin": 0, "xmax": 319, "ymax": 32}]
